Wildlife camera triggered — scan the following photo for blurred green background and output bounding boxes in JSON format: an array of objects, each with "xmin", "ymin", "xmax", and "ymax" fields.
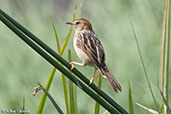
[{"xmin": 0, "ymin": 0, "xmax": 170, "ymax": 114}]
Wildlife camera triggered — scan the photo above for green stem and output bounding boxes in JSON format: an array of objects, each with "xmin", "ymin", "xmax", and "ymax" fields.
[
  {"xmin": 129, "ymin": 19, "xmax": 158, "ymax": 108},
  {"xmin": 94, "ymin": 73, "xmax": 102, "ymax": 114}
]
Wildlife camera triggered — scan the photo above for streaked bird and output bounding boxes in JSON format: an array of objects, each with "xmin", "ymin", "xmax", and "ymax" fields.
[{"xmin": 66, "ymin": 18, "xmax": 121, "ymax": 92}]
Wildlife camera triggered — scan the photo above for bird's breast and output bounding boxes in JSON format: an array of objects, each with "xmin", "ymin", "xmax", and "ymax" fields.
[{"xmin": 74, "ymin": 33, "xmax": 92, "ymax": 64}]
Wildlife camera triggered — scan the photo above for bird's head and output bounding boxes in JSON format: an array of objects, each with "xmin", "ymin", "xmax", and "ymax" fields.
[{"xmin": 66, "ymin": 18, "xmax": 93, "ymax": 32}]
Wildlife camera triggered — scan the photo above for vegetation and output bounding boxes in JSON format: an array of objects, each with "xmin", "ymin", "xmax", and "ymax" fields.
[{"xmin": 0, "ymin": 0, "xmax": 170, "ymax": 114}]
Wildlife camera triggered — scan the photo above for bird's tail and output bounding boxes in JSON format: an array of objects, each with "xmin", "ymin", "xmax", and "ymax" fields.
[{"xmin": 99, "ymin": 66, "xmax": 121, "ymax": 92}]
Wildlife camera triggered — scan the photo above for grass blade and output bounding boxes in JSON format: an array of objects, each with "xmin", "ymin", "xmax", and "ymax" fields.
[
  {"xmin": 37, "ymin": 67, "xmax": 56, "ymax": 114},
  {"xmin": 129, "ymin": 19, "xmax": 158, "ymax": 108},
  {"xmin": 69, "ymin": 79, "xmax": 74, "ymax": 114},
  {"xmin": 51, "ymin": 21, "xmax": 60, "ymax": 52},
  {"xmin": 159, "ymin": 0, "xmax": 167, "ymax": 99},
  {"xmin": 69, "ymin": 78, "xmax": 74, "ymax": 114},
  {"xmin": 59, "ymin": 6, "xmax": 77, "ymax": 55},
  {"xmin": 166, "ymin": 1, "xmax": 170, "ymax": 112},
  {"xmin": 158, "ymin": 88, "xmax": 171, "ymax": 113},
  {"xmin": 163, "ymin": 0, "xmax": 170, "ymax": 113},
  {"xmin": 94, "ymin": 73, "xmax": 102, "ymax": 114},
  {"xmin": 68, "ymin": 49, "xmax": 78, "ymax": 114},
  {"xmin": 73, "ymin": 83, "xmax": 78, "ymax": 114},
  {"xmin": 21, "ymin": 95, "xmax": 25, "ymax": 114},
  {"xmin": 61, "ymin": 73, "xmax": 70, "ymax": 114},
  {"xmin": 128, "ymin": 81, "xmax": 134, "ymax": 114},
  {"xmin": 159, "ymin": 0, "xmax": 170, "ymax": 113},
  {"xmin": 136, "ymin": 103, "xmax": 160, "ymax": 114},
  {"xmin": 37, "ymin": 82, "xmax": 64, "ymax": 114},
  {"xmin": 68, "ymin": 49, "xmax": 74, "ymax": 114}
]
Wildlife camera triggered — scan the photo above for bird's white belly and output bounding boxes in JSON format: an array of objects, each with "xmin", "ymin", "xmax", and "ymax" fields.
[{"xmin": 74, "ymin": 37, "xmax": 91, "ymax": 64}]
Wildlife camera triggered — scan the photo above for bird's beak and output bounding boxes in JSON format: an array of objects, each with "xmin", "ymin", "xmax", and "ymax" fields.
[{"xmin": 66, "ymin": 22, "xmax": 73, "ymax": 25}]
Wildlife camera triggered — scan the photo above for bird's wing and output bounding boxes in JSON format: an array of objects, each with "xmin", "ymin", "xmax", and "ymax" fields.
[{"xmin": 76, "ymin": 31, "xmax": 105, "ymax": 67}]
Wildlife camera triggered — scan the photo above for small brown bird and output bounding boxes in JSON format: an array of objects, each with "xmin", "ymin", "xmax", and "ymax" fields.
[{"xmin": 66, "ymin": 18, "xmax": 121, "ymax": 92}]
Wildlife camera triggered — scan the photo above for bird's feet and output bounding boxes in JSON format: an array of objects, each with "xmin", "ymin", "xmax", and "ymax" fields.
[
  {"xmin": 69, "ymin": 61, "xmax": 87, "ymax": 70},
  {"xmin": 69, "ymin": 62, "xmax": 75, "ymax": 70},
  {"xmin": 89, "ymin": 77, "xmax": 95, "ymax": 85}
]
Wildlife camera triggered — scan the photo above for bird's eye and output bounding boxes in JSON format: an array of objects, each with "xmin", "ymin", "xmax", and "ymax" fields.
[{"xmin": 76, "ymin": 22, "xmax": 80, "ymax": 24}]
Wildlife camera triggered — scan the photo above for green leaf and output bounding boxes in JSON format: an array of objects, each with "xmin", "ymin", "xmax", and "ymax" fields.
[
  {"xmin": 73, "ymin": 84, "xmax": 78, "ymax": 114},
  {"xmin": 69, "ymin": 78, "xmax": 74, "ymax": 114},
  {"xmin": 68, "ymin": 49, "xmax": 74, "ymax": 114},
  {"xmin": 129, "ymin": 18, "xmax": 158, "ymax": 108},
  {"xmin": 68, "ymin": 49, "xmax": 78, "ymax": 114},
  {"xmin": 61, "ymin": 73, "xmax": 70, "ymax": 114},
  {"xmin": 158, "ymin": 88, "xmax": 171, "ymax": 113},
  {"xmin": 128, "ymin": 81, "xmax": 134, "ymax": 114},
  {"xmin": 51, "ymin": 21, "xmax": 60, "ymax": 52},
  {"xmin": 159, "ymin": 0, "xmax": 170, "ymax": 113},
  {"xmin": 37, "ymin": 67, "xmax": 56, "ymax": 114},
  {"xmin": 21, "ymin": 95, "xmax": 25, "ymax": 114},
  {"xmin": 136, "ymin": 103, "xmax": 160, "ymax": 114},
  {"xmin": 37, "ymin": 82, "xmax": 64, "ymax": 114},
  {"xmin": 94, "ymin": 73, "xmax": 102, "ymax": 114},
  {"xmin": 59, "ymin": 6, "xmax": 77, "ymax": 56}
]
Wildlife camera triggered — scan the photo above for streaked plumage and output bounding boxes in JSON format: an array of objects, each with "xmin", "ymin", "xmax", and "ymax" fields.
[{"xmin": 66, "ymin": 18, "xmax": 121, "ymax": 92}]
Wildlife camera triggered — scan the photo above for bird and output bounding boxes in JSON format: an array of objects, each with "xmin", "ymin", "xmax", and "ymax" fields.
[{"xmin": 66, "ymin": 18, "xmax": 121, "ymax": 92}]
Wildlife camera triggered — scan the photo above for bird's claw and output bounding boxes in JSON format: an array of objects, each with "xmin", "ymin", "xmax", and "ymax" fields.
[
  {"xmin": 69, "ymin": 62, "xmax": 75, "ymax": 70},
  {"xmin": 89, "ymin": 77, "xmax": 95, "ymax": 85}
]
